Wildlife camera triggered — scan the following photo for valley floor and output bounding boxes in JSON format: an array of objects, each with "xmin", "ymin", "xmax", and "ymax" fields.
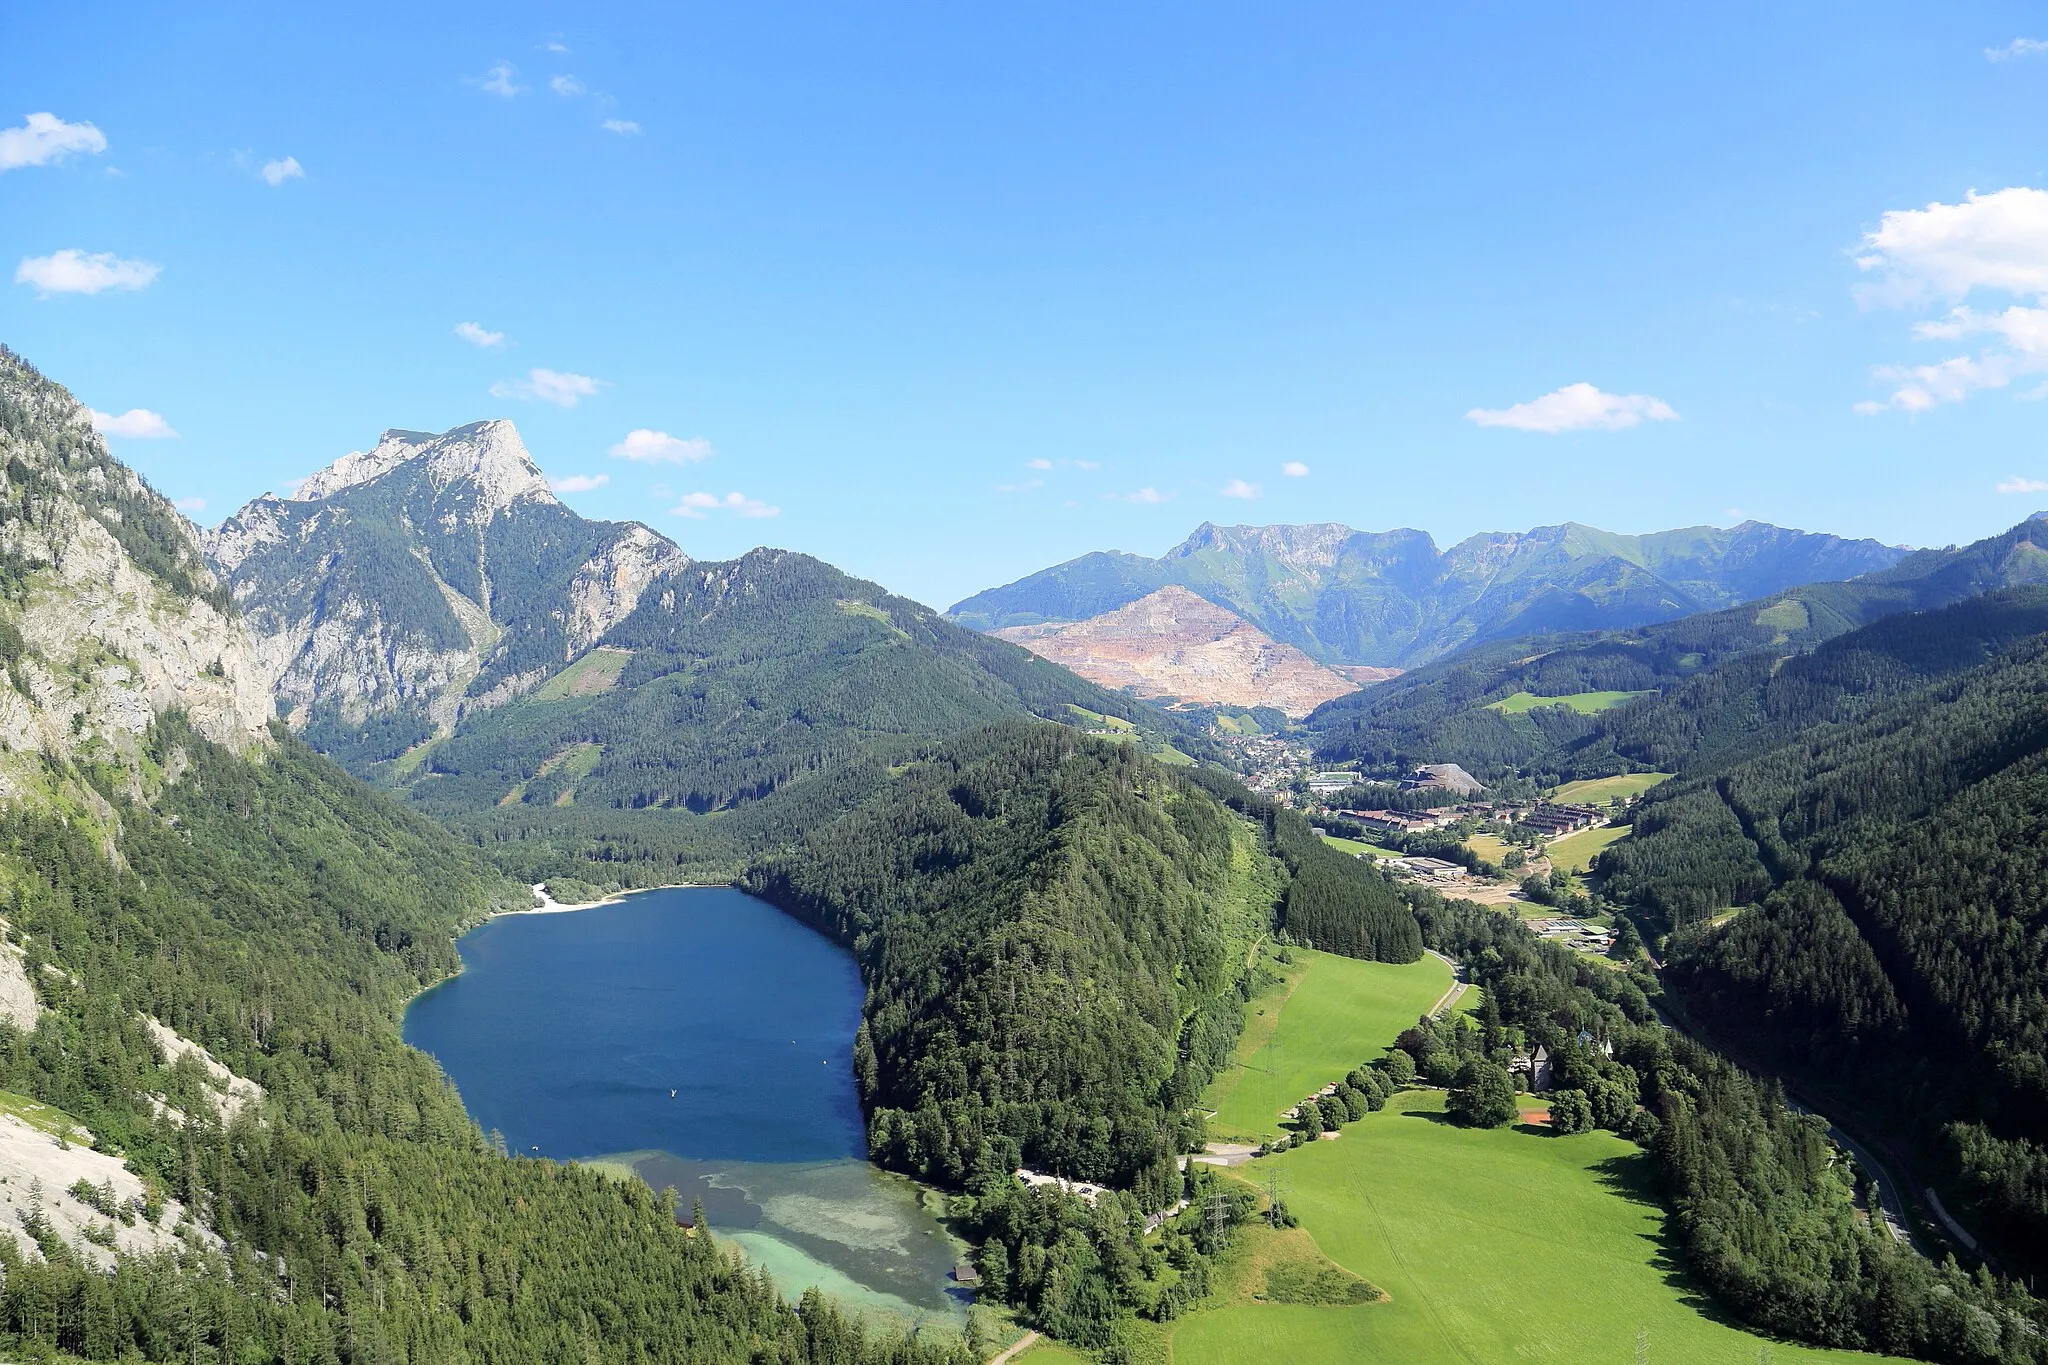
[{"xmin": 1171, "ymin": 947, "xmax": 1911, "ymax": 1364}]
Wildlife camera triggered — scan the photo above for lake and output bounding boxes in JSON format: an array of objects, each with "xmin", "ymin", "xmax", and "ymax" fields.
[{"xmin": 403, "ymin": 886, "xmax": 968, "ymax": 1322}]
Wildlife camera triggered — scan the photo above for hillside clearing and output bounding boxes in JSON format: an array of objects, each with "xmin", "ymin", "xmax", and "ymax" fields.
[
  {"xmin": 1485, "ymin": 690, "xmax": 1650, "ymax": 715},
  {"xmin": 1544, "ymin": 824, "xmax": 1630, "ymax": 875},
  {"xmin": 1549, "ymin": 772, "xmax": 1673, "ymax": 804},
  {"xmin": 1200, "ymin": 949, "xmax": 1448, "ymax": 1143}
]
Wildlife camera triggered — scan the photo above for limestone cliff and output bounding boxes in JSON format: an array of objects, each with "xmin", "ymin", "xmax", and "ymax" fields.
[
  {"xmin": 203, "ymin": 421, "xmax": 690, "ymax": 744},
  {"xmin": 0, "ymin": 346, "xmax": 270, "ymax": 799}
]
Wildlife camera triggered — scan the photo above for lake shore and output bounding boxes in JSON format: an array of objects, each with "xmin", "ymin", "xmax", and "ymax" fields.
[{"xmin": 508, "ymin": 881, "xmax": 716, "ymax": 915}]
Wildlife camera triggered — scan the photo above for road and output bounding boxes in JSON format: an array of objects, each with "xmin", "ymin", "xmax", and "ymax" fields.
[{"xmin": 988, "ymin": 1329, "xmax": 1040, "ymax": 1365}]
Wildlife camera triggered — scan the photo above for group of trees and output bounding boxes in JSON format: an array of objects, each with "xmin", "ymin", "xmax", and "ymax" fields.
[
  {"xmin": 957, "ymin": 1160, "xmax": 1256, "ymax": 1353},
  {"xmin": 1411, "ymin": 894, "xmax": 2048, "ymax": 1363}
]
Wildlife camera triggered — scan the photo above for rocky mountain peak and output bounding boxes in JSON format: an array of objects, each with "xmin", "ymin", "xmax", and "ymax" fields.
[{"xmin": 293, "ymin": 419, "xmax": 555, "ymax": 517}]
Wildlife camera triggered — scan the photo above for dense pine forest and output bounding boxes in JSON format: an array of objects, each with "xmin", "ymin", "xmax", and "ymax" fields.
[
  {"xmin": 0, "ymin": 721, "xmax": 977, "ymax": 1364},
  {"xmin": 1601, "ymin": 621, "xmax": 2048, "ymax": 1272},
  {"xmin": 746, "ymin": 721, "xmax": 1417, "ymax": 1199}
]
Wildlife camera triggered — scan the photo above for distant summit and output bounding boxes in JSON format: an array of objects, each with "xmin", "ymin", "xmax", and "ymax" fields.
[
  {"xmin": 951, "ymin": 518, "xmax": 1910, "ymax": 668},
  {"xmin": 204, "ymin": 419, "xmax": 688, "ymax": 744}
]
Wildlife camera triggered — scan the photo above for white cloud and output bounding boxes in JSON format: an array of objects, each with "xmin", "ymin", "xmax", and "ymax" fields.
[
  {"xmin": 1074, "ymin": 459, "xmax": 1100, "ymax": 471},
  {"xmin": 601, "ymin": 119, "xmax": 642, "ymax": 135},
  {"xmin": 15, "ymin": 249, "xmax": 160, "ymax": 296},
  {"xmin": 477, "ymin": 63, "xmax": 525, "ymax": 98},
  {"xmin": 454, "ymin": 320, "xmax": 506, "ymax": 348},
  {"xmin": 994, "ymin": 478, "xmax": 1044, "ymax": 494},
  {"xmin": 1220, "ymin": 478, "xmax": 1261, "ymax": 499},
  {"xmin": 1281, "ymin": 461, "xmax": 1309, "ymax": 477},
  {"xmin": 541, "ymin": 38, "xmax": 570, "ymax": 54},
  {"xmin": 1110, "ymin": 487, "xmax": 1171, "ymax": 504},
  {"xmin": 1027, "ymin": 458, "xmax": 1053, "ymax": 470},
  {"xmin": 0, "ymin": 113, "xmax": 107, "ymax": 171},
  {"xmin": 491, "ymin": 368, "xmax": 603, "ymax": 408},
  {"xmin": 550, "ymin": 74, "xmax": 585, "ymax": 97},
  {"xmin": 1466, "ymin": 382, "xmax": 1678, "ymax": 433},
  {"xmin": 1987, "ymin": 38, "xmax": 2048, "ymax": 60},
  {"xmin": 1997, "ymin": 476, "xmax": 2048, "ymax": 494},
  {"xmin": 1856, "ymin": 188, "xmax": 2048, "ymax": 305},
  {"xmin": 549, "ymin": 473, "xmax": 609, "ymax": 493},
  {"xmin": 670, "ymin": 491, "xmax": 779, "ymax": 519},
  {"xmin": 259, "ymin": 156, "xmax": 303, "ymax": 186},
  {"xmin": 90, "ymin": 408, "xmax": 177, "ymax": 439},
  {"xmin": 172, "ymin": 496, "xmax": 206, "ymax": 513},
  {"xmin": 1854, "ymin": 190, "xmax": 2048, "ymax": 412},
  {"xmin": 609, "ymin": 429, "xmax": 711, "ymax": 464}
]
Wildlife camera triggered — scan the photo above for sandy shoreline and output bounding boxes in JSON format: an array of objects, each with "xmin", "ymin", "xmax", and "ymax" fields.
[{"xmin": 505, "ymin": 882, "xmax": 716, "ymax": 916}]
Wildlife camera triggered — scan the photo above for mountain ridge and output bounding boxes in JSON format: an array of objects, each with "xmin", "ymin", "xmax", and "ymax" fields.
[
  {"xmin": 203, "ymin": 420, "xmax": 689, "ymax": 739},
  {"xmin": 951, "ymin": 517, "xmax": 1911, "ymax": 668}
]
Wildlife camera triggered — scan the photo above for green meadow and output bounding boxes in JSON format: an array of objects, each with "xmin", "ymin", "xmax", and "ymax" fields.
[
  {"xmin": 1550, "ymin": 772, "xmax": 1674, "ymax": 804},
  {"xmin": 1486, "ymin": 689, "xmax": 1650, "ymax": 714},
  {"xmin": 1319, "ymin": 832, "xmax": 1399, "ymax": 859},
  {"xmin": 1201, "ymin": 949, "xmax": 1450, "ymax": 1143},
  {"xmin": 1545, "ymin": 823, "xmax": 1630, "ymax": 875},
  {"xmin": 1170, "ymin": 1091, "xmax": 1894, "ymax": 1365}
]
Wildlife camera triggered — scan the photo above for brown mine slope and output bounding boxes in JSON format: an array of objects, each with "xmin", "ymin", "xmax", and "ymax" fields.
[{"xmin": 991, "ymin": 585, "xmax": 1363, "ymax": 718}]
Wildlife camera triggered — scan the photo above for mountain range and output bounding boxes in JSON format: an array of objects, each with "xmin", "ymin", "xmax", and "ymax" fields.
[
  {"xmin": 950, "ymin": 519, "xmax": 1910, "ymax": 668},
  {"xmin": 200, "ymin": 419, "xmax": 1208, "ymax": 891}
]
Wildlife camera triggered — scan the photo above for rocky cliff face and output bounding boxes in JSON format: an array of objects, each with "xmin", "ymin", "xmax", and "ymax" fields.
[
  {"xmin": 203, "ymin": 421, "xmax": 690, "ymax": 742},
  {"xmin": 993, "ymin": 585, "xmax": 1363, "ymax": 717},
  {"xmin": 0, "ymin": 347, "xmax": 270, "ymax": 798}
]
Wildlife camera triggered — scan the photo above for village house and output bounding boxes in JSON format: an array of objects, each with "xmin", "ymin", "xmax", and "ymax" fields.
[{"xmin": 1508, "ymin": 1044, "xmax": 1554, "ymax": 1092}]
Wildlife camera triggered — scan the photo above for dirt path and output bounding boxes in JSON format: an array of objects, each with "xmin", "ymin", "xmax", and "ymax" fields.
[{"xmin": 988, "ymin": 1329, "xmax": 1040, "ymax": 1364}]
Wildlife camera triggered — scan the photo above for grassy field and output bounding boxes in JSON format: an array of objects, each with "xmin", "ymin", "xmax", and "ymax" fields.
[
  {"xmin": 1486, "ymin": 689, "xmax": 1650, "ymax": 715},
  {"xmin": 1169, "ymin": 1091, "xmax": 1891, "ymax": 1365},
  {"xmin": 1545, "ymin": 823, "xmax": 1630, "ymax": 875},
  {"xmin": 530, "ymin": 645, "xmax": 634, "ymax": 701},
  {"xmin": 1549, "ymin": 772, "xmax": 1673, "ymax": 804},
  {"xmin": 1463, "ymin": 833, "xmax": 1517, "ymax": 866},
  {"xmin": 0, "ymin": 1089, "xmax": 92, "ymax": 1144},
  {"xmin": 1201, "ymin": 949, "xmax": 1450, "ymax": 1143},
  {"xmin": 1320, "ymin": 833, "xmax": 1398, "ymax": 859}
]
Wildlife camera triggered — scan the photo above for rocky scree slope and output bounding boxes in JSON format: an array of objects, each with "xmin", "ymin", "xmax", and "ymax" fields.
[
  {"xmin": 203, "ymin": 420, "xmax": 687, "ymax": 750},
  {"xmin": 991, "ymin": 584, "xmax": 1362, "ymax": 716},
  {"xmin": 951, "ymin": 518, "xmax": 1908, "ymax": 668}
]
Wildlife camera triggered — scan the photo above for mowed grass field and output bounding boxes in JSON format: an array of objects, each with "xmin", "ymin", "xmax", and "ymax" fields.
[
  {"xmin": 1201, "ymin": 949, "xmax": 1450, "ymax": 1143},
  {"xmin": 1486, "ymin": 689, "xmax": 1650, "ymax": 714},
  {"xmin": 1550, "ymin": 772, "xmax": 1673, "ymax": 804},
  {"xmin": 1319, "ymin": 832, "xmax": 1398, "ymax": 859},
  {"xmin": 1546, "ymin": 823, "xmax": 1630, "ymax": 875},
  {"xmin": 1170, "ymin": 1091, "xmax": 1894, "ymax": 1365}
]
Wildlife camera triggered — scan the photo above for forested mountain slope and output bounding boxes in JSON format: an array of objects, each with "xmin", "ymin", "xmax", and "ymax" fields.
[
  {"xmin": 387, "ymin": 548, "xmax": 1212, "ymax": 891},
  {"xmin": 743, "ymin": 720, "xmax": 1417, "ymax": 1202},
  {"xmin": 1596, "ymin": 613, "xmax": 2048, "ymax": 1271},
  {"xmin": 0, "ymin": 345, "xmax": 974, "ymax": 1363},
  {"xmin": 204, "ymin": 420, "xmax": 687, "ymax": 747},
  {"xmin": 951, "ymin": 518, "xmax": 1905, "ymax": 667},
  {"xmin": 1305, "ymin": 515, "xmax": 2048, "ymax": 782}
]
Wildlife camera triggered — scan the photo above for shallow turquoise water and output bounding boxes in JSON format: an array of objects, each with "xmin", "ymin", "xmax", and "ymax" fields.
[{"xmin": 404, "ymin": 886, "xmax": 967, "ymax": 1320}]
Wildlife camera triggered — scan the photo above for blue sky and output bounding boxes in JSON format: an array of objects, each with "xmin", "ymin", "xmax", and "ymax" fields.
[{"xmin": 5, "ymin": 3, "xmax": 2048, "ymax": 610}]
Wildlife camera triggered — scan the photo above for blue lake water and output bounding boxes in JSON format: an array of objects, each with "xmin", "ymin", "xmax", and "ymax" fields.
[{"xmin": 403, "ymin": 886, "xmax": 966, "ymax": 1320}]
